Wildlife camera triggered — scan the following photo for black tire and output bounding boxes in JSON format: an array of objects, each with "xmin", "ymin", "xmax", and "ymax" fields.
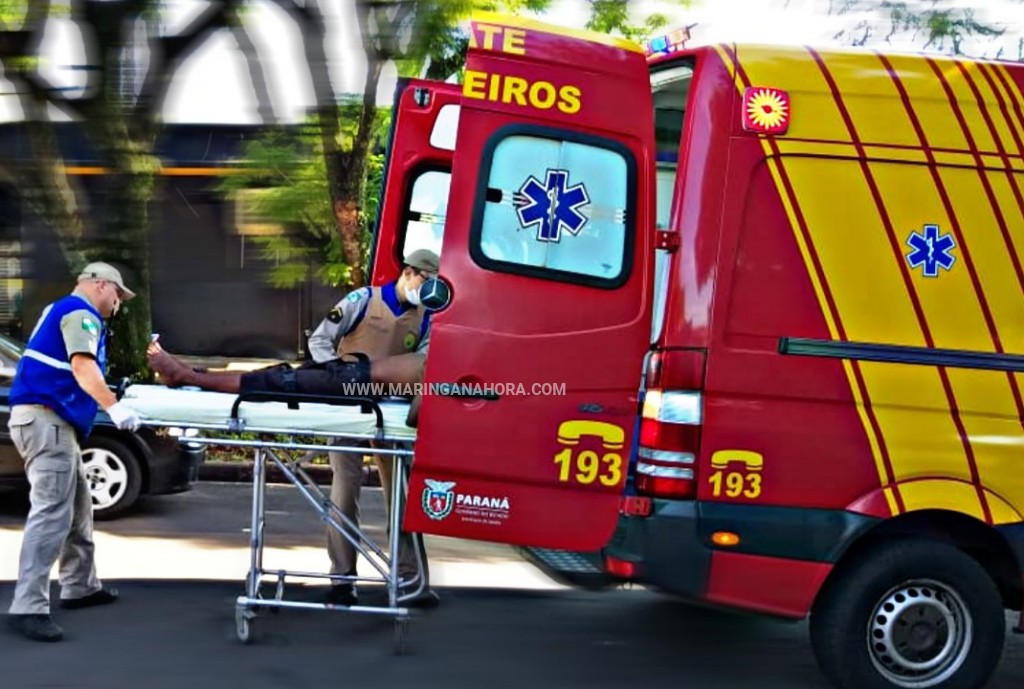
[
  {"xmin": 82, "ymin": 435, "xmax": 144, "ymax": 520},
  {"xmin": 810, "ymin": 539, "xmax": 1005, "ymax": 689}
]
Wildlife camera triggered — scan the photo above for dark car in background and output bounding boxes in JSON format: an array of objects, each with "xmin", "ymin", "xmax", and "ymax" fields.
[{"xmin": 0, "ymin": 334, "xmax": 204, "ymax": 519}]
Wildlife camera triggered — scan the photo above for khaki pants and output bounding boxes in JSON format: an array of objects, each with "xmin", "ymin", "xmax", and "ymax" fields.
[
  {"xmin": 7, "ymin": 405, "xmax": 102, "ymax": 615},
  {"xmin": 326, "ymin": 441, "xmax": 428, "ymax": 587}
]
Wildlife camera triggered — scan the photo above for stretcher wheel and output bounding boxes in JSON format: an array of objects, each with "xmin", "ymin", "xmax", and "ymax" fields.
[
  {"xmin": 236, "ymin": 607, "xmax": 256, "ymax": 644},
  {"xmin": 393, "ymin": 617, "xmax": 409, "ymax": 655}
]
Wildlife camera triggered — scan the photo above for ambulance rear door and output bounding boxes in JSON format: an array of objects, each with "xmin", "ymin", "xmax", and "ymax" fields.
[
  {"xmin": 369, "ymin": 77, "xmax": 461, "ymax": 279},
  {"xmin": 406, "ymin": 13, "xmax": 657, "ymax": 551}
]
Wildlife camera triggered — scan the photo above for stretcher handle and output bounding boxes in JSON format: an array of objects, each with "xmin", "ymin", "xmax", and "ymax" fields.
[
  {"xmin": 106, "ymin": 377, "xmax": 131, "ymax": 401},
  {"xmin": 229, "ymin": 392, "xmax": 385, "ymax": 430}
]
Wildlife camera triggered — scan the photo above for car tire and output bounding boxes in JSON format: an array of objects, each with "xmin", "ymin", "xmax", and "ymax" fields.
[
  {"xmin": 810, "ymin": 538, "xmax": 1005, "ymax": 689},
  {"xmin": 82, "ymin": 435, "xmax": 143, "ymax": 520}
]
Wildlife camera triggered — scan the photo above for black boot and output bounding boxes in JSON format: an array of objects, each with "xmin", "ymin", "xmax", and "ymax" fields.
[{"xmin": 7, "ymin": 614, "xmax": 63, "ymax": 642}]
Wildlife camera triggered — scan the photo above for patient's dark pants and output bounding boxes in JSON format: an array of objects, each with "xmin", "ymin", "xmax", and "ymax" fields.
[{"xmin": 239, "ymin": 356, "xmax": 371, "ymax": 396}]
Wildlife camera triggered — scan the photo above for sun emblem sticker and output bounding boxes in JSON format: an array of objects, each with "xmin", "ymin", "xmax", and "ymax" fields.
[
  {"xmin": 742, "ymin": 87, "xmax": 791, "ymax": 134},
  {"xmin": 907, "ymin": 224, "xmax": 956, "ymax": 277}
]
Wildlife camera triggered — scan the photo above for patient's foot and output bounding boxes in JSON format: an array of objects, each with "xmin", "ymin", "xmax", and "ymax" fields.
[{"xmin": 147, "ymin": 343, "xmax": 192, "ymax": 387}]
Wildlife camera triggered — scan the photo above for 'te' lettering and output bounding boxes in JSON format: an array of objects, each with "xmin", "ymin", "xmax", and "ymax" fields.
[{"xmin": 469, "ymin": 24, "xmax": 527, "ymax": 55}]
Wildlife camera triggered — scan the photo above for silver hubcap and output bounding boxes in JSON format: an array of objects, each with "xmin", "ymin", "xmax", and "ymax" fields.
[
  {"xmin": 867, "ymin": 579, "xmax": 972, "ymax": 688},
  {"xmin": 82, "ymin": 448, "xmax": 129, "ymax": 511}
]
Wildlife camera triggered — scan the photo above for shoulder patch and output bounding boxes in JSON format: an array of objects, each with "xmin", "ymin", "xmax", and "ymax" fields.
[
  {"xmin": 327, "ymin": 307, "xmax": 344, "ymax": 324},
  {"xmin": 81, "ymin": 317, "xmax": 100, "ymax": 336},
  {"xmin": 346, "ymin": 287, "xmax": 370, "ymax": 303}
]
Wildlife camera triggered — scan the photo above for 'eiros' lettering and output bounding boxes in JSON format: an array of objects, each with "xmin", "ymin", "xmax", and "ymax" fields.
[{"xmin": 463, "ymin": 69, "xmax": 582, "ymax": 115}]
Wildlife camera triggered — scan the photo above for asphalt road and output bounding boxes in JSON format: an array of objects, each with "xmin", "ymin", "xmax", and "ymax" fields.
[{"xmin": 1, "ymin": 483, "xmax": 1023, "ymax": 689}]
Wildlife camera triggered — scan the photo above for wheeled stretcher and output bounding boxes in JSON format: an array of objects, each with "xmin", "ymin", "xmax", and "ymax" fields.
[{"xmin": 122, "ymin": 384, "xmax": 424, "ymax": 652}]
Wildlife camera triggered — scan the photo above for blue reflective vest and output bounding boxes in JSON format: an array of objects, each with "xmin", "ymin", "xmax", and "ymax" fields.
[{"xmin": 11, "ymin": 294, "xmax": 107, "ymax": 438}]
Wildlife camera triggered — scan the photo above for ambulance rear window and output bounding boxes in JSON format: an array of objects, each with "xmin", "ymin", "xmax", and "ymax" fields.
[
  {"xmin": 470, "ymin": 129, "xmax": 634, "ymax": 289},
  {"xmin": 400, "ymin": 169, "xmax": 451, "ymax": 260},
  {"xmin": 651, "ymin": 63, "xmax": 692, "ymax": 164}
]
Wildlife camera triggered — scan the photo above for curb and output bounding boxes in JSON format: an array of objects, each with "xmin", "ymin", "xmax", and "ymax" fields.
[{"xmin": 198, "ymin": 461, "xmax": 381, "ymax": 487}]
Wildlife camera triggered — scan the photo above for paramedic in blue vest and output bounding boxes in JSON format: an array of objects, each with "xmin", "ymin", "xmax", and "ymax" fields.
[
  {"xmin": 307, "ymin": 248, "xmax": 439, "ymax": 609},
  {"xmin": 5, "ymin": 263, "xmax": 143, "ymax": 643}
]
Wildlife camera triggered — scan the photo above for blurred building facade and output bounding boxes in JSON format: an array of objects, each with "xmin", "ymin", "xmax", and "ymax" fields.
[{"xmin": 0, "ymin": 123, "xmax": 340, "ymax": 359}]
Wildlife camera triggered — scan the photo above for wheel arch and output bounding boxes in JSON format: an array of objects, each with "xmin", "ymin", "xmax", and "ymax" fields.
[{"xmin": 815, "ymin": 509, "xmax": 1023, "ymax": 615}]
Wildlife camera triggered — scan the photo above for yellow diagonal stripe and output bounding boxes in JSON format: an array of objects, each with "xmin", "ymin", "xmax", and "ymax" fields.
[{"xmin": 725, "ymin": 46, "xmax": 1024, "ymax": 521}]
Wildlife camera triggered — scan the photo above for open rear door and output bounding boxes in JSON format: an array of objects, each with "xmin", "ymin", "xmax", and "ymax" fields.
[
  {"xmin": 405, "ymin": 13, "xmax": 656, "ymax": 551},
  {"xmin": 369, "ymin": 78, "xmax": 462, "ymax": 279}
]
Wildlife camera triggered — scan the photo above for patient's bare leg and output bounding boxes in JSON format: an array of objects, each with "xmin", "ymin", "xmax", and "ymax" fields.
[{"xmin": 147, "ymin": 342, "xmax": 244, "ymax": 393}]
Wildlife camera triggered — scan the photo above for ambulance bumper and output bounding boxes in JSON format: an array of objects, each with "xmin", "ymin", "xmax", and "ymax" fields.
[{"xmin": 603, "ymin": 499, "xmax": 711, "ymax": 598}]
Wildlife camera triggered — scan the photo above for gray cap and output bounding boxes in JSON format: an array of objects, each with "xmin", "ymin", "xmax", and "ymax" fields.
[
  {"xmin": 77, "ymin": 262, "xmax": 136, "ymax": 300},
  {"xmin": 404, "ymin": 249, "xmax": 440, "ymax": 277}
]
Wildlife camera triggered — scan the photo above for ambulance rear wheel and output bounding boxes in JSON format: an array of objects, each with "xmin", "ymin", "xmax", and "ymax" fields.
[{"xmin": 810, "ymin": 539, "xmax": 1004, "ymax": 689}]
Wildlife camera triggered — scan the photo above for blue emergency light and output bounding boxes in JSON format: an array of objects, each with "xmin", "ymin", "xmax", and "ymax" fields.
[{"xmin": 644, "ymin": 26, "xmax": 694, "ymax": 59}]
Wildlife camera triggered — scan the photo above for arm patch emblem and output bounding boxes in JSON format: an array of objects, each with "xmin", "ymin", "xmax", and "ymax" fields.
[
  {"xmin": 327, "ymin": 307, "xmax": 344, "ymax": 324},
  {"xmin": 346, "ymin": 287, "xmax": 369, "ymax": 303}
]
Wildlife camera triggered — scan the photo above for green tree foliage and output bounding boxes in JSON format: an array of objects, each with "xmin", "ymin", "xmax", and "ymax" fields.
[
  {"xmin": 584, "ymin": 0, "xmax": 690, "ymax": 43},
  {"xmin": 217, "ymin": 103, "xmax": 392, "ymax": 290},
  {"xmin": 234, "ymin": 0, "xmax": 689, "ymax": 295}
]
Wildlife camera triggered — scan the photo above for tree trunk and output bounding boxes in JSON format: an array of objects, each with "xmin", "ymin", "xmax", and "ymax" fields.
[
  {"xmin": 330, "ymin": 57, "xmax": 383, "ymax": 289},
  {"xmin": 101, "ymin": 155, "xmax": 155, "ymax": 381}
]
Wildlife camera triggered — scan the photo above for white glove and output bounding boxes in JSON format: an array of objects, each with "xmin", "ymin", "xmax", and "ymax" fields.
[{"xmin": 107, "ymin": 402, "xmax": 142, "ymax": 431}]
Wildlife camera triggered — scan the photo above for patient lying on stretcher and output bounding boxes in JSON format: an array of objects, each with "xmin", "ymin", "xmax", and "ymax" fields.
[{"xmin": 147, "ymin": 342, "xmax": 426, "ymax": 426}]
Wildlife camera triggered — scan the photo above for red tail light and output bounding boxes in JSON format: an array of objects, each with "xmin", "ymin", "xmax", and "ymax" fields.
[
  {"xmin": 636, "ymin": 350, "xmax": 705, "ymax": 500},
  {"xmin": 605, "ymin": 555, "xmax": 639, "ymax": 579}
]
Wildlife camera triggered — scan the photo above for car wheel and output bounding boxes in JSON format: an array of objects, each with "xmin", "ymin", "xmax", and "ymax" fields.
[
  {"xmin": 810, "ymin": 539, "xmax": 1005, "ymax": 689},
  {"xmin": 82, "ymin": 436, "xmax": 143, "ymax": 520}
]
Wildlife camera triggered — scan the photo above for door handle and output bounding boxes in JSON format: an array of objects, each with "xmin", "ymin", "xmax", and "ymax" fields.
[{"xmin": 435, "ymin": 382, "xmax": 500, "ymax": 400}]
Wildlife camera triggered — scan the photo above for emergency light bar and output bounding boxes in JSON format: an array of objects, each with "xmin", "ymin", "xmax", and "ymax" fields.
[{"xmin": 644, "ymin": 26, "xmax": 693, "ymax": 60}]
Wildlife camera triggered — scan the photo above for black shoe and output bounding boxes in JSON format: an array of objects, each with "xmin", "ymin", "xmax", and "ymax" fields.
[
  {"xmin": 325, "ymin": 584, "xmax": 358, "ymax": 606},
  {"xmin": 7, "ymin": 614, "xmax": 63, "ymax": 642},
  {"xmin": 60, "ymin": 587, "xmax": 119, "ymax": 610}
]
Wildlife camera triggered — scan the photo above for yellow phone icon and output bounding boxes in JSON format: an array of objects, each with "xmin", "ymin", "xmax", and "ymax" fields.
[
  {"xmin": 556, "ymin": 420, "xmax": 626, "ymax": 450},
  {"xmin": 711, "ymin": 450, "xmax": 764, "ymax": 472}
]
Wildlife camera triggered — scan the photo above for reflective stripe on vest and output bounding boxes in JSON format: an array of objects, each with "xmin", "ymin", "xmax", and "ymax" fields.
[{"xmin": 22, "ymin": 348, "xmax": 73, "ymax": 371}]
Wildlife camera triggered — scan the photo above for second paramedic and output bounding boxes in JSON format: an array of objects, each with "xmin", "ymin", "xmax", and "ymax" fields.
[
  {"xmin": 307, "ymin": 249, "xmax": 439, "ymax": 609},
  {"xmin": 6, "ymin": 263, "xmax": 142, "ymax": 642}
]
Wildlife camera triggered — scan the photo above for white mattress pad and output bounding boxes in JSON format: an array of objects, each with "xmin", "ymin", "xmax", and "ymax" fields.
[{"xmin": 122, "ymin": 384, "xmax": 416, "ymax": 440}]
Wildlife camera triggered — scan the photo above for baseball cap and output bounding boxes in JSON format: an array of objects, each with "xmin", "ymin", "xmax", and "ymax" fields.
[
  {"xmin": 404, "ymin": 249, "xmax": 440, "ymax": 277},
  {"xmin": 77, "ymin": 262, "xmax": 136, "ymax": 300}
]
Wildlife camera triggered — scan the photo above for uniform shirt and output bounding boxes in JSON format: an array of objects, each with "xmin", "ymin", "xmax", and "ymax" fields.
[
  {"xmin": 308, "ymin": 282, "xmax": 430, "ymax": 363},
  {"xmin": 10, "ymin": 290, "xmax": 107, "ymax": 437},
  {"xmin": 416, "ymin": 323, "xmax": 430, "ymax": 356}
]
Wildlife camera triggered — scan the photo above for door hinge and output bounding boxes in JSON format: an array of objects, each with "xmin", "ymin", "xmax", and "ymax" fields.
[{"xmin": 656, "ymin": 230, "xmax": 680, "ymax": 252}]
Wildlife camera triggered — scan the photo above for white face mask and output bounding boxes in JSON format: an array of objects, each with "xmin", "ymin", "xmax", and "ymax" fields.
[{"xmin": 404, "ymin": 287, "xmax": 421, "ymax": 306}]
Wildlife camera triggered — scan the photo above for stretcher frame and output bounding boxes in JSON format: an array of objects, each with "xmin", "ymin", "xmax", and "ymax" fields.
[{"xmin": 137, "ymin": 390, "xmax": 425, "ymax": 653}]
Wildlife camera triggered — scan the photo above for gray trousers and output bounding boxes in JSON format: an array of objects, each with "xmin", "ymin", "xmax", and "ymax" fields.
[
  {"xmin": 327, "ymin": 441, "xmax": 428, "ymax": 587},
  {"xmin": 8, "ymin": 405, "xmax": 102, "ymax": 615}
]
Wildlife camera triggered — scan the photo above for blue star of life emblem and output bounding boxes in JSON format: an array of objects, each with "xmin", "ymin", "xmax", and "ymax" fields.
[
  {"xmin": 906, "ymin": 224, "xmax": 956, "ymax": 278},
  {"xmin": 515, "ymin": 169, "xmax": 590, "ymax": 243}
]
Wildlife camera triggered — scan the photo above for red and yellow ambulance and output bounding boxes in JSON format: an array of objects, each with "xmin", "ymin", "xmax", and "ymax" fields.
[{"xmin": 368, "ymin": 12, "xmax": 1024, "ymax": 689}]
